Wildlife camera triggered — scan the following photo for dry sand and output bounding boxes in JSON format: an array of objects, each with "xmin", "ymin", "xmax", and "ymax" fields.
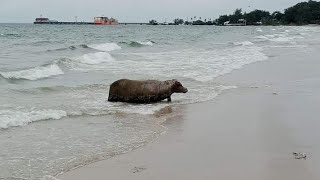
[{"xmin": 59, "ymin": 47, "xmax": 320, "ymax": 180}]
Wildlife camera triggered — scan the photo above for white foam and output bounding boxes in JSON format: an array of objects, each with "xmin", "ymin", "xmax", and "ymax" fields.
[
  {"xmin": 270, "ymin": 36, "xmax": 292, "ymax": 42},
  {"xmin": 125, "ymin": 45, "xmax": 268, "ymax": 82},
  {"xmin": 254, "ymin": 33, "xmax": 301, "ymax": 43},
  {"xmin": 172, "ymin": 85, "xmax": 238, "ymax": 105},
  {"xmin": 88, "ymin": 43, "xmax": 121, "ymax": 52},
  {"xmin": 79, "ymin": 52, "xmax": 115, "ymax": 65},
  {"xmin": 0, "ymin": 64, "xmax": 64, "ymax": 80},
  {"xmin": 254, "ymin": 35, "xmax": 269, "ymax": 41},
  {"xmin": 103, "ymin": 85, "xmax": 238, "ymax": 115},
  {"xmin": 62, "ymin": 82, "xmax": 238, "ymax": 116},
  {"xmin": 0, "ymin": 109, "xmax": 67, "ymax": 129},
  {"xmin": 265, "ymin": 45, "xmax": 308, "ymax": 48},
  {"xmin": 137, "ymin": 41, "xmax": 153, "ymax": 46},
  {"xmin": 256, "ymin": 28, "xmax": 263, "ymax": 32},
  {"xmin": 233, "ymin": 41, "xmax": 254, "ymax": 46}
]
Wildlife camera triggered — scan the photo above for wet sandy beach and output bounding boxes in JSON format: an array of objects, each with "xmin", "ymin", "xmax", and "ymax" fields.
[{"xmin": 59, "ymin": 41, "xmax": 320, "ymax": 179}]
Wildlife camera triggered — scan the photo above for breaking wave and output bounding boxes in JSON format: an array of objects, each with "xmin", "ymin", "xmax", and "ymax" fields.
[
  {"xmin": 254, "ymin": 34, "xmax": 302, "ymax": 43},
  {"xmin": 47, "ymin": 44, "xmax": 90, "ymax": 52},
  {"xmin": 233, "ymin": 41, "xmax": 254, "ymax": 46},
  {"xmin": 77, "ymin": 52, "xmax": 115, "ymax": 65},
  {"xmin": 120, "ymin": 41, "xmax": 154, "ymax": 47},
  {"xmin": 1, "ymin": 82, "xmax": 237, "ymax": 129},
  {"xmin": 0, "ymin": 64, "xmax": 64, "ymax": 80},
  {"xmin": 0, "ymin": 108, "xmax": 67, "ymax": 129},
  {"xmin": 256, "ymin": 28, "xmax": 263, "ymax": 32},
  {"xmin": 88, "ymin": 43, "xmax": 121, "ymax": 51},
  {"xmin": 0, "ymin": 33, "xmax": 22, "ymax": 38},
  {"xmin": 136, "ymin": 41, "xmax": 154, "ymax": 46}
]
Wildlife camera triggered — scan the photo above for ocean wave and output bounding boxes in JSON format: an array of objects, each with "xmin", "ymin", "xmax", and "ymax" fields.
[
  {"xmin": 233, "ymin": 41, "xmax": 254, "ymax": 46},
  {"xmin": 137, "ymin": 41, "xmax": 154, "ymax": 46},
  {"xmin": 265, "ymin": 45, "xmax": 308, "ymax": 48},
  {"xmin": 0, "ymin": 109, "xmax": 67, "ymax": 129},
  {"xmin": 0, "ymin": 64, "xmax": 64, "ymax": 80},
  {"xmin": 254, "ymin": 34, "xmax": 302, "ymax": 43},
  {"xmin": 47, "ymin": 44, "xmax": 90, "ymax": 52},
  {"xmin": 78, "ymin": 52, "xmax": 115, "ymax": 65},
  {"xmin": 52, "ymin": 52, "xmax": 116, "ymax": 71},
  {"xmin": 124, "ymin": 45, "xmax": 268, "ymax": 82},
  {"xmin": 120, "ymin": 41, "xmax": 154, "ymax": 47},
  {"xmin": 2, "ymin": 82, "xmax": 237, "ymax": 127},
  {"xmin": 0, "ymin": 33, "xmax": 21, "ymax": 38},
  {"xmin": 79, "ymin": 44, "xmax": 89, "ymax": 48},
  {"xmin": 88, "ymin": 43, "xmax": 121, "ymax": 51}
]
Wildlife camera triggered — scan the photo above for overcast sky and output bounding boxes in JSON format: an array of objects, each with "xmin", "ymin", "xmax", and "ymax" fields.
[{"xmin": 0, "ymin": 0, "xmax": 305, "ymax": 23}]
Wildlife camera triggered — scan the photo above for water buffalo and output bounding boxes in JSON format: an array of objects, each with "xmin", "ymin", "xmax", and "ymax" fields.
[{"xmin": 108, "ymin": 79, "xmax": 188, "ymax": 103}]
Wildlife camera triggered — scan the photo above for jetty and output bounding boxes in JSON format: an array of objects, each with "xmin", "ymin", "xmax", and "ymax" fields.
[
  {"xmin": 34, "ymin": 16, "xmax": 119, "ymax": 25},
  {"xmin": 119, "ymin": 23, "xmax": 148, "ymax": 25}
]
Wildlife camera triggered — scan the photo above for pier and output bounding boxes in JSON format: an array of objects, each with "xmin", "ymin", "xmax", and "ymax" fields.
[
  {"xmin": 34, "ymin": 21, "xmax": 94, "ymax": 25},
  {"xmin": 119, "ymin": 23, "xmax": 148, "ymax": 25},
  {"xmin": 33, "ymin": 16, "xmax": 120, "ymax": 25},
  {"xmin": 34, "ymin": 22, "xmax": 148, "ymax": 25}
]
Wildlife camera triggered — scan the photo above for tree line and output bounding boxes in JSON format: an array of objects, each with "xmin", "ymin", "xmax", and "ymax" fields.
[
  {"xmin": 149, "ymin": 0, "xmax": 320, "ymax": 25},
  {"xmin": 217, "ymin": 0, "xmax": 320, "ymax": 25}
]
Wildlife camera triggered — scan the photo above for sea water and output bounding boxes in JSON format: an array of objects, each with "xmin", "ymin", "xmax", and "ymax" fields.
[{"xmin": 0, "ymin": 24, "xmax": 319, "ymax": 179}]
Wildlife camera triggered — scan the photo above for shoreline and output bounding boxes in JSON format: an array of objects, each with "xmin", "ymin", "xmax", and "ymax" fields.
[{"xmin": 59, "ymin": 43, "xmax": 320, "ymax": 179}]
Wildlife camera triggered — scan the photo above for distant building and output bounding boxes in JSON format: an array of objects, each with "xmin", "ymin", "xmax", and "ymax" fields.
[
  {"xmin": 94, "ymin": 17, "xmax": 119, "ymax": 25},
  {"xmin": 224, "ymin": 21, "xmax": 230, "ymax": 25},
  {"xmin": 223, "ymin": 19, "xmax": 246, "ymax": 26}
]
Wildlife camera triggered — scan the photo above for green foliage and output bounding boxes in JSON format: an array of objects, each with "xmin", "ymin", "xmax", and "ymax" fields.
[
  {"xmin": 244, "ymin": 10, "xmax": 271, "ymax": 25},
  {"xmin": 272, "ymin": 11, "xmax": 284, "ymax": 21},
  {"xmin": 282, "ymin": 0, "xmax": 320, "ymax": 24},
  {"xmin": 231, "ymin": 9, "xmax": 243, "ymax": 23},
  {"xmin": 193, "ymin": 20, "xmax": 205, "ymax": 25},
  {"xmin": 173, "ymin": 18, "xmax": 184, "ymax": 25},
  {"xmin": 217, "ymin": 15, "xmax": 230, "ymax": 25},
  {"xmin": 148, "ymin": 20, "xmax": 158, "ymax": 25},
  {"xmin": 149, "ymin": 0, "xmax": 320, "ymax": 26}
]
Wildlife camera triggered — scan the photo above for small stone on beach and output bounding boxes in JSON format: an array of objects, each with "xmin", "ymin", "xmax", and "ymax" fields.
[
  {"xmin": 293, "ymin": 152, "xmax": 307, "ymax": 160},
  {"xmin": 132, "ymin": 166, "xmax": 146, "ymax": 173}
]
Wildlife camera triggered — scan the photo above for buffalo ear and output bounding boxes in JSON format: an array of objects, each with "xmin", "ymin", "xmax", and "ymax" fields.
[{"xmin": 175, "ymin": 81, "xmax": 181, "ymax": 86}]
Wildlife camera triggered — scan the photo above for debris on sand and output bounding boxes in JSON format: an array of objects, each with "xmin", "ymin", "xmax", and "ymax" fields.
[
  {"xmin": 132, "ymin": 166, "xmax": 146, "ymax": 173},
  {"xmin": 293, "ymin": 152, "xmax": 307, "ymax": 160}
]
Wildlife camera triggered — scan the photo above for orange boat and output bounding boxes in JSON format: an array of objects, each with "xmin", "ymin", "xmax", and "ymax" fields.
[{"xmin": 94, "ymin": 17, "xmax": 119, "ymax": 25}]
